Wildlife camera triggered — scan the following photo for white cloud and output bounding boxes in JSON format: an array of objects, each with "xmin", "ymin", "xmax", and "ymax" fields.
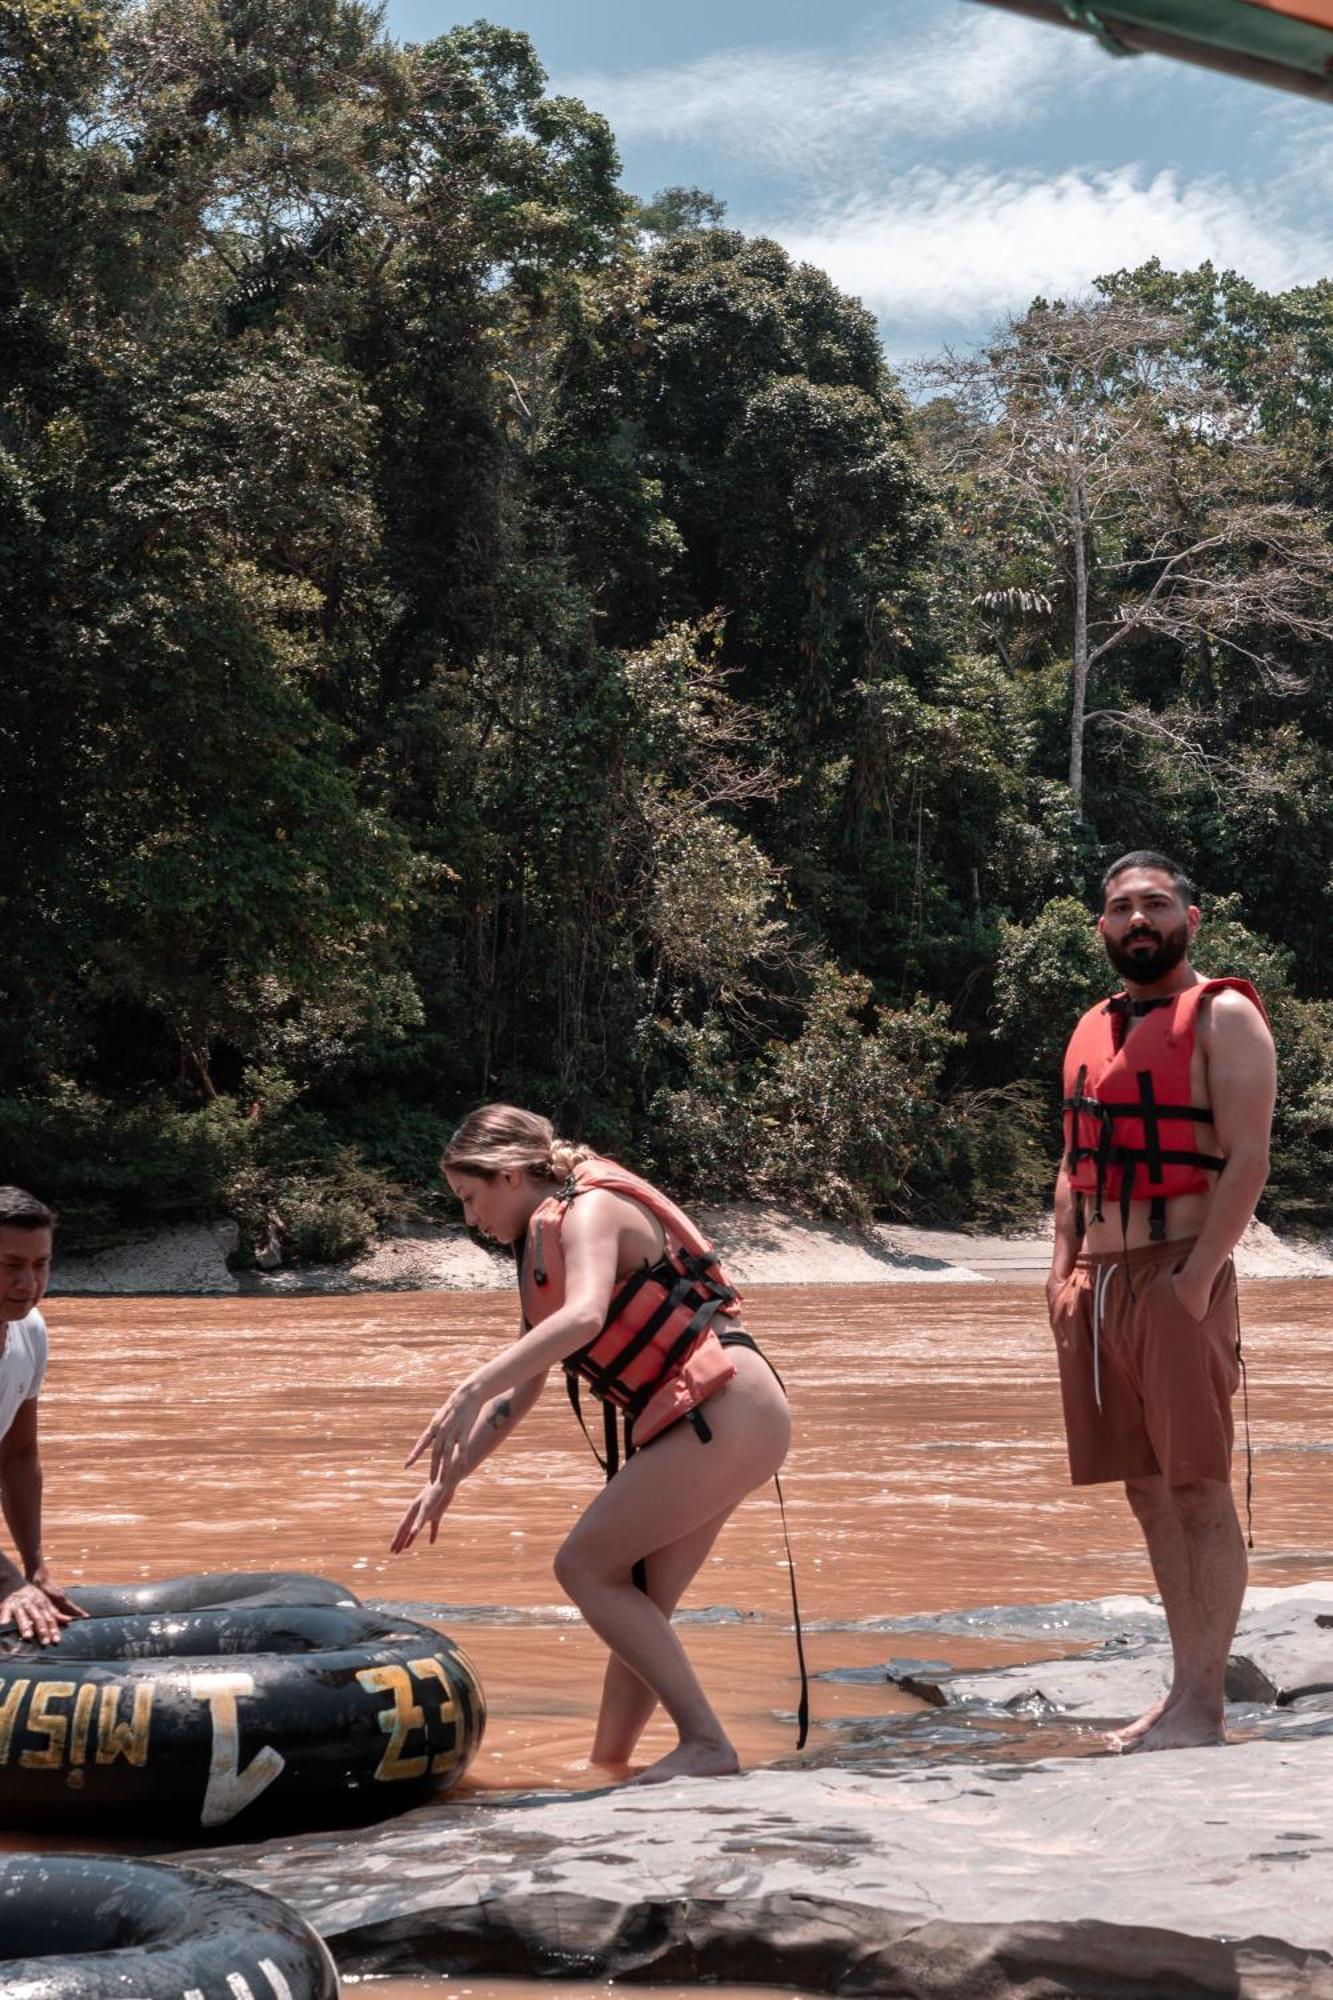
[
  {"xmin": 1266, "ymin": 101, "xmax": 1333, "ymax": 203},
  {"xmin": 561, "ymin": 10, "xmax": 1111, "ymax": 177},
  {"xmin": 768, "ymin": 164, "xmax": 1333, "ymax": 338},
  {"xmin": 555, "ymin": 1, "xmax": 1332, "ymax": 351}
]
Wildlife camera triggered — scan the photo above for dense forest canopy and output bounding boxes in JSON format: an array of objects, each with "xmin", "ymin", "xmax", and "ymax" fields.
[{"xmin": 5, "ymin": 0, "xmax": 1333, "ymax": 1257}]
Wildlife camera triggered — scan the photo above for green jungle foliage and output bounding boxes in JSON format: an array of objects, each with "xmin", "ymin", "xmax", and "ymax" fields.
[{"xmin": 5, "ymin": 1, "xmax": 1333, "ymax": 1256}]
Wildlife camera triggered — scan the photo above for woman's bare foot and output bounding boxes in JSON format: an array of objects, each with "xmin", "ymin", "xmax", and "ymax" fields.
[
  {"xmin": 1123, "ymin": 1699, "xmax": 1226, "ymax": 1753},
  {"xmin": 630, "ymin": 1735, "xmax": 740, "ymax": 1786},
  {"xmin": 1105, "ymin": 1693, "xmax": 1171, "ymax": 1752}
]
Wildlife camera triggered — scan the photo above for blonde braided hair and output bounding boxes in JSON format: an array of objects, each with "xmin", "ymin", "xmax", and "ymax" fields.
[{"xmin": 441, "ymin": 1104, "xmax": 594, "ymax": 1182}]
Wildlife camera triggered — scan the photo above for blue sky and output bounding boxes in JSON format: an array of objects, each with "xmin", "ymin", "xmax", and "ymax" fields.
[{"xmin": 384, "ymin": 0, "xmax": 1333, "ymax": 363}]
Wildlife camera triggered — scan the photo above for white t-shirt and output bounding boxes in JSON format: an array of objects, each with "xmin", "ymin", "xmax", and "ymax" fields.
[{"xmin": 0, "ymin": 1311, "xmax": 47, "ymax": 1442}]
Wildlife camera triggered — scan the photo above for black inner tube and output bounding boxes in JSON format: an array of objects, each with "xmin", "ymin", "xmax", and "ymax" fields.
[
  {"xmin": 0, "ymin": 1866, "xmax": 173, "ymax": 1957},
  {"xmin": 68, "ymin": 1571, "xmax": 358, "ymax": 1618},
  {"xmin": 0, "ymin": 1855, "xmax": 337, "ymax": 1998},
  {"xmin": 0, "ymin": 1605, "xmax": 407, "ymax": 1663},
  {"xmin": 0, "ymin": 1578, "xmax": 485, "ymax": 1835}
]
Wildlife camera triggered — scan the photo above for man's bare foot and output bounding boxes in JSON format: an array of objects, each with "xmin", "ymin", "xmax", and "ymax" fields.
[
  {"xmin": 1105, "ymin": 1693, "xmax": 1172, "ymax": 1752},
  {"xmin": 1122, "ymin": 1700, "xmax": 1226, "ymax": 1753},
  {"xmin": 630, "ymin": 1736, "xmax": 740, "ymax": 1786}
]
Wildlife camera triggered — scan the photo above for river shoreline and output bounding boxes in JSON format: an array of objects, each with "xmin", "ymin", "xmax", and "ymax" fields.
[{"xmin": 47, "ymin": 1206, "xmax": 1333, "ymax": 1296}]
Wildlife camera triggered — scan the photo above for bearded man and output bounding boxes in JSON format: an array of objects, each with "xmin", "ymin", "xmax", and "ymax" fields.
[{"xmin": 1048, "ymin": 851, "xmax": 1276, "ymax": 1752}]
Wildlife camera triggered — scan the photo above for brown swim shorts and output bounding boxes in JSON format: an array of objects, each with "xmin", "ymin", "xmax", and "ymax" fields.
[{"xmin": 1050, "ymin": 1236, "xmax": 1241, "ymax": 1486}]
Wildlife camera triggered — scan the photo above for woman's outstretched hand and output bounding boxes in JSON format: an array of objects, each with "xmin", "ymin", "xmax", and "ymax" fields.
[
  {"xmin": 390, "ymin": 1473, "xmax": 459, "ymax": 1552},
  {"xmin": 389, "ymin": 1474, "xmax": 460, "ymax": 1553},
  {"xmin": 405, "ymin": 1378, "xmax": 486, "ymax": 1487}
]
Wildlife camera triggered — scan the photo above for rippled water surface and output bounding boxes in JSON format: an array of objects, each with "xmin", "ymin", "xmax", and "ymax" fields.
[
  {"xmin": 34, "ymin": 1278, "xmax": 1333, "ymax": 1793},
  {"xmin": 12, "ymin": 1279, "xmax": 1332, "ymax": 1997}
]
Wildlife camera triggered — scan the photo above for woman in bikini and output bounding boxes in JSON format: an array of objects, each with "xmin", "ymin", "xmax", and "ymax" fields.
[{"xmin": 390, "ymin": 1103, "xmax": 792, "ymax": 1784}]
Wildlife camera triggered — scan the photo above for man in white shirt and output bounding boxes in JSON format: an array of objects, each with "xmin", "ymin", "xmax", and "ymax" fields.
[{"xmin": 0, "ymin": 1186, "xmax": 85, "ymax": 1643}]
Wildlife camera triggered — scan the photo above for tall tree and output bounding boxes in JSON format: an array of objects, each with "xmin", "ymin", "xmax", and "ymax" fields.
[{"xmin": 920, "ymin": 297, "xmax": 1333, "ymax": 809}]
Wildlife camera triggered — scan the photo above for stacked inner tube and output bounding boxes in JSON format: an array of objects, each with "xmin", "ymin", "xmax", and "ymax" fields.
[
  {"xmin": 0, "ymin": 1854, "xmax": 338, "ymax": 2000},
  {"xmin": 0, "ymin": 1572, "xmax": 485, "ymax": 1833},
  {"xmin": 69, "ymin": 1571, "xmax": 360, "ymax": 1616}
]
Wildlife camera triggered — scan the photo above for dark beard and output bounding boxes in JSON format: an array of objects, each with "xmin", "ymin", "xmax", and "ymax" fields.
[{"xmin": 1104, "ymin": 920, "xmax": 1190, "ymax": 984}]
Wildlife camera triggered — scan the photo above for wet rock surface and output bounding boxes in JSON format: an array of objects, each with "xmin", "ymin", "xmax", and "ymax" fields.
[
  {"xmin": 187, "ymin": 1754, "xmax": 1333, "ymax": 1995},
  {"xmin": 184, "ymin": 1587, "xmax": 1333, "ymax": 1997},
  {"xmin": 881, "ymin": 1584, "xmax": 1333, "ymax": 1723}
]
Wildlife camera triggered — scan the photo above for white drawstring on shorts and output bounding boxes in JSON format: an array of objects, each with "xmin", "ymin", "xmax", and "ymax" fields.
[{"xmin": 1091, "ymin": 1262, "xmax": 1117, "ymax": 1413}]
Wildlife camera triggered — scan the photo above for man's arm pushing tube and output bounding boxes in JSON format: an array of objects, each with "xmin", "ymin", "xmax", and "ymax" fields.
[{"xmin": 0, "ymin": 1399, "xmax": 83, "ymax": 1643}]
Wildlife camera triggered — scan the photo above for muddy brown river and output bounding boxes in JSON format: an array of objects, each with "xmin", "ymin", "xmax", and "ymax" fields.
[
  {"xmin": 12, "ymin": 1278, "xmax": 1333, "ymax": 1992},
  {"xmin": 32, "ymin": 1280, "xmax": 1333, "ymax": 1783}
]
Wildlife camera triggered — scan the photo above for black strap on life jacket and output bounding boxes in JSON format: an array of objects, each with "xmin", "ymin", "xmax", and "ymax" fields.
[
  {"xmin": 564, "ymin": 1249, "xmax": 739, "ymax": 1421},
  {"xmin": 1065, "ymin": 996, "xmax": 1227, "ymax": 1294},
  {"xmin": 564, "ymin": 1367, "xmax": 619, "ymax": 1476},
  {"xmin": 1065, "ymin": 1053, "xmax": 1222, "ymax": 1237},
  {"xmin": 563, "ymin": 1373, "xmax": 651, "ymax": 1592},
  {"xmin": 538, "ymin": 1177, "xmax": 738, "ymax": 1417},
  {"xmin": 770, "ymin": 1467, "xmax": 809, "ymax": 1752},
  {"xmin": 715, "ymin": 1336, "xmax": 809, "ymax": 1752},
  {"xmin": 1064, "ymin": 1091, "xmax": 1223, "ymax": 1214}
]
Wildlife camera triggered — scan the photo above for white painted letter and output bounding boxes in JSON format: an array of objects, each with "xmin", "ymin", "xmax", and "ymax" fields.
[{"xmin": 188, "ymin": 1673, "xmax": 285, "ymax": 1827}]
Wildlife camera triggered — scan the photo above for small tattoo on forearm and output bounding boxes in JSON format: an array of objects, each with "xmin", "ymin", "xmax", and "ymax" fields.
[{"xmin": 486, "ymin": 1398, "xmax": 512, "ymax": 1431}]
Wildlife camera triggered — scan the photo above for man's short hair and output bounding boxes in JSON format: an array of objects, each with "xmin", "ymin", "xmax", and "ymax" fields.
[
  {"xmin": 1100, "ymin": 850, "xmax": 1195, "ymax": 909},
  {"xmin": 0, "ymin": 1188, "xmax": 57, "ymax": 1231}
]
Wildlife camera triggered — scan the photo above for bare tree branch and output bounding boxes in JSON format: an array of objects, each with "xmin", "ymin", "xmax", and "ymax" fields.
[{"xmin": 914, "ymin": 294, "xmax": 1333, "ymax": 807}]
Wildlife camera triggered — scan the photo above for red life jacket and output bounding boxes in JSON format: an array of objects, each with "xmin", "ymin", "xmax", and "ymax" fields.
[
  {"xmin": 1061, "ymin": 977, "xmax": 1266, "ymax": 1239},
  {"xmin": 518, "ymin": 1158, "xmax": 743, "ymax": 1449}
]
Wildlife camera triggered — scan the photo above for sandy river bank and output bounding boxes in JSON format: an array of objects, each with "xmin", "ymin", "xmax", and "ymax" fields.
[{"xmin": 49, "ymin": 1205, "xmax": 1333, "ymax": 1296}]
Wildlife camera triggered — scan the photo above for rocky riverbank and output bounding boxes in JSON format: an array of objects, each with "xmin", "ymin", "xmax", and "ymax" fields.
[
  {"xmin": 188, "ymin": 1582, "xmax": 1333, "ymax": 1997},
  {"xmin": 48, "ymin": 1209, "xmax": 1333, "ymax": 1296}
]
